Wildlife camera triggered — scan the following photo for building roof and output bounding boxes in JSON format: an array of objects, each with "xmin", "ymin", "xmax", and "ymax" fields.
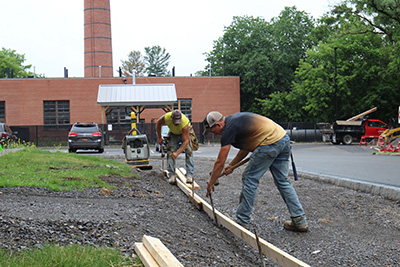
[{"xmin": 97, "ymin": 84, "xmax": 177, "ymax": 107}]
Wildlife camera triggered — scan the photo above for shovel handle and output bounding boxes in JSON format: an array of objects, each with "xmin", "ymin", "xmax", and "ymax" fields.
[
  {"xmin": 218, "ymin": 157, "xmax": 250, "ymax": 178},
  {"xmin": 209, "ymin": 193, "xmax": 219, "ymax": 227}
]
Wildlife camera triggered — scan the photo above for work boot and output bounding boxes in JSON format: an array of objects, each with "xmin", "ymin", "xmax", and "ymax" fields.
[
  {"xmin": 168, "ymin": 175, "xmax": 176, "ymax": 185},
  {"xmin": 234, "ymin": 216, "xmax": 249, "ymax": 229},
  {"xmin": 163, "ymin": 170, "xmax": 170, "ymax": 179},
  {"xmin": 283, "ymin": 221, "xmax": 309, "ymax": 232},
  {"xmin": 186, "ymin": 174, "xmax": 193, "ymax": 183}
]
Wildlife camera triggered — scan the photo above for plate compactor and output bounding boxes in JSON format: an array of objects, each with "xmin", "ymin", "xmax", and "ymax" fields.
[{"xmin": 123, "ymin": 112, "xmax": 152, "ymax": 170}]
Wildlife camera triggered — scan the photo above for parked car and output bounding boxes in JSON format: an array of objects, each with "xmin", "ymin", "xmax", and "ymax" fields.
[
  {"xmin": 155, "ymin": 125, "xmax": 169, "ymax": 152},
  {"xmin": 0, "ymin": 122, "xmax": 18, "ymax": 146},
  {"xmin": 68, "ymin": 122, "xmax": 104, "ymax": 153}
]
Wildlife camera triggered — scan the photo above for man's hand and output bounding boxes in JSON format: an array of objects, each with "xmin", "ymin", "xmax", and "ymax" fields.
[
  {"xmin": 206, "ymin": 181, "xmax": 215, "ymax": 197},
  {"xmin": 170, "ymin": 152, "xmax": 178, "ymax": 160},
  {"xmin": 223, "ymin": 165, "xmax": 233, "ymax": 175},
  {"xmin": 158, "ymin": 136, "xmax": 164, "ymax": 145}
]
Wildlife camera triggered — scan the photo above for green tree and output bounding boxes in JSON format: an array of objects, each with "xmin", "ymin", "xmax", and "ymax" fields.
[
  {"xmin": 268, "ymin": 6, "xmax": 316, "ymax": 93},
  {"xmin": 204, "ymin": 8, "xmax": 315, "ymax": 115},
  {"xmin": 144, "ymin": 45, "xmax": 171, "ymax": 77},
  {"xmin": 120, "ymin": 50, "xmax": 146, "ymax": 77},
  {"xmin": 333, "ymin": 0, "xmax": 400, "ymax": 120},
  {"xmin": 0, "ymin": 48, "xmax": 35, "ymax": 78},
  {"xmin": 281, "ymin": 1, "xmax": 400, "ymax": 122},
  {"xmin": 205, "ymin": 15, "xmax": 274, "ymax": 112},
  {"xmin": 261, "ymin": 0, "xmax": 400, "ymax": 123}
]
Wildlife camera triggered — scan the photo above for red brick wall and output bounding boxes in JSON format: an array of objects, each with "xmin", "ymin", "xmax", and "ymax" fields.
[{"xmin": 0, "ymin": 77, "xmax": 240, "ymax": 126}]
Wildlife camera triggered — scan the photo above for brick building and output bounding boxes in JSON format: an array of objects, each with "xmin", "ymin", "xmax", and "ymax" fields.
[
  {"xmin": 0, "ymin": 0, "xmax": 240, "ymax": 144},
  {"xmin": 0, "ymin": 76, "xmax": 240, "ymax": 126}
]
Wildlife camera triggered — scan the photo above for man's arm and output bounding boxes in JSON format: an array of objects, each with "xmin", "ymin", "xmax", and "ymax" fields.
[
  {"xmin": 170, "ymin": 124, "xmax": 189, "ymax": 159},
  {"xmin": 224, "ymin": 149, "xmax": 249, "ymax": 175},
  {"xmin": 156, "ymin": 115, "xmax": 166, "ymax": 145},
  {"xmin": 206, "ymin": 144, "xmax": 231, "ymax": 197}
]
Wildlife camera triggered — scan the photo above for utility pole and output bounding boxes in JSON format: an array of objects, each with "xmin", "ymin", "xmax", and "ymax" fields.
[{"xmin": 334, "ymin": 47, "xmax": 338, "ymax": 121}]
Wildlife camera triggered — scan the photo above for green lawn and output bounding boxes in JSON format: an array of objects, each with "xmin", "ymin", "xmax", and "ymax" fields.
[
  {"xmin": 0, "ymin": 147, "xmax": 142, "ymax": 266},
  {"xmin": 0, "ymin": 147, "xmax": 136, "ymax": 190}
]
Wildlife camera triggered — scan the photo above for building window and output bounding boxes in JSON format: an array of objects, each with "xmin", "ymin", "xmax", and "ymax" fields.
[
  {"xmin": 43, "ymin": 100, "xmax": 70, "ymax": 125},
  {"xmin": 174, "ymin": 99, "xmax": 192, "ymax": 122},
  {"xmin": 106, "ymin": 107, "xmax": 130, "ymax": 125},
  {"xmin": 0, "ymin": 101, "xmax": 4, "ymax": 122}
]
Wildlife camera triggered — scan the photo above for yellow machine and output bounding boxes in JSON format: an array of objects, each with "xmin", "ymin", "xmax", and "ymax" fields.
[
  {"xmin": 380, "ymin": 127, "xmax": 400, "ymax": 145},
  {"xmin": 122, "ymin": 112, "xmax": 152, "ymax": 169}
]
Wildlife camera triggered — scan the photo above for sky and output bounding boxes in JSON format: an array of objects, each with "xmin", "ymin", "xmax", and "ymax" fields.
[{"xmin": 1, "ymin": 0, "xmax": 339, "ymax": 78}]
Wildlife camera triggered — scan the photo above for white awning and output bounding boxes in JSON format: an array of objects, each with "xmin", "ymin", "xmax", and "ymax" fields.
[{"xmin": 97, "ymin": 84, "xmax": 177, "ymax": 107}]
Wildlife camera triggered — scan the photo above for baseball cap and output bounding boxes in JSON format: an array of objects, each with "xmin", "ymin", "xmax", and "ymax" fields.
[
  {"xmin": 171, "ymin": 110, "xmax": 182, "ymax": 124},
  {"xmin": 202, "ymin": 111, "xmax": 223, "ymax": 135}
]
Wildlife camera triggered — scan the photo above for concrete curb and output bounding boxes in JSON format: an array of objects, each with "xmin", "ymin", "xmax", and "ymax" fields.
[
  {"xmin": 296, "ymin": 170, "xmax": 400, "ymax": 202},
  {"xmin": 0, "ymin": 148, "xmax": 23, "ymax": 157}
]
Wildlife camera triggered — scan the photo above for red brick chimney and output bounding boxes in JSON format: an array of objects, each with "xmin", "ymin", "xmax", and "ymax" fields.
[{"xmin": 84, "ymin": 0, "xmax": 113, "ymax": 77}]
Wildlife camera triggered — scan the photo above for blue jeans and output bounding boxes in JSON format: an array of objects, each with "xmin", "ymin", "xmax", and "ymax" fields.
[
  {"xmin": 167, "ymin": 133, "xmax": 194, "ymax": 176},
  {"xmin": 235, "ymin": 134, "xmax": 307, "ymax": 226}
]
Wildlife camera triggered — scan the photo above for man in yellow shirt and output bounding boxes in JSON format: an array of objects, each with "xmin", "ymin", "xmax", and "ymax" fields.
[{"xmin": 156, "ymin": 110, "xmax": 194, "ymax": 184}]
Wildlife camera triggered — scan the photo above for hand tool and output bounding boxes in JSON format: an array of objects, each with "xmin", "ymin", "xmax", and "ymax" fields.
[
  {"xmin": 210, "ymin": 157, "xmax": 251, "ymax": 185},
  {"xmin": 161, "ymin": 146, "xmax": 165, "ymax": 170},
  {"xmin": 218, "ymin": 157, "xmax": 250, "ymax": 178},
  {"xmin": 160, "ymin": 146, "xmax": 169, "ymax": 179},
  {"xmin": 290, "ymin": 151, "xmax": 298, "ymax": 181},
  {"xmin": 209, "ymin": 193, "xmax": 219, "ymax": 227},
  {"xmin": 254, "ymin": 228, "xmax": 266, "ymax": 267},
  {"xmin": 191, "ymin": 176, "xmax": 195, "ymax": 202}
]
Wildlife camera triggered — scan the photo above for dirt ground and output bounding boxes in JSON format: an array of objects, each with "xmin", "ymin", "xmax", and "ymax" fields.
[{"xmin": 0, "ymin": 153, "xmax": 399, "ymax": 266}]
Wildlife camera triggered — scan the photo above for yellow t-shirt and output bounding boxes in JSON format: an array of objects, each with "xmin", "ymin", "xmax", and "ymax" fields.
[{"xmin": 164, "ymin": 112, "xmax": 191, "ymax": 135}]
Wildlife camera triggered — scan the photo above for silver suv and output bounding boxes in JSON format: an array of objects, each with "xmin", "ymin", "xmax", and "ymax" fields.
[{"xmin": 68, "ymin": 122, "xmax": 104, "ymax": 153}]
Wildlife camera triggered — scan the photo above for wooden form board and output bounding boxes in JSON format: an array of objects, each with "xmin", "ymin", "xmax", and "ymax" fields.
[
  {"xmin": 134, "ymin": 242, "xmax": 160, "ymax": 267},
  {"xmin": 176, "ymin": 168, "xmax": 200, "ymax": 189},
  {"xmin": 135, "ymin": 235, "xmax": 184, "ymax": 267},
  {"xmin": 174, "ymin": 168, "xmax": 310, "ymax": 267}
]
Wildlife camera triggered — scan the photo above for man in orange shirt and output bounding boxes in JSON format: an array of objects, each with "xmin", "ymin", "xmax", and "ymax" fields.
[{"xmin": 204, "ymin": 111, "xmax": 308, "ymax": 232}]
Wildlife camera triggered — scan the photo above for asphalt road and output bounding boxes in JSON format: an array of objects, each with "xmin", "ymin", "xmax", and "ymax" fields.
[
  {"xmin": 290, "ymin": 143, "xmax": 399, "ymax": 188},
  {"xmin": 190, "ymin": 143, "xmax": 399, "ymax": 189},
  {"xmin": 52, "ymin": 142, "xmax": 399, "ymax": 190}
]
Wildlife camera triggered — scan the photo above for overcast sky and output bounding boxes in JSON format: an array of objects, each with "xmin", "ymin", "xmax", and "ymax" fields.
[{"xmin": 1, "ymin": 0, "xmax": 339, "ymax": 78}]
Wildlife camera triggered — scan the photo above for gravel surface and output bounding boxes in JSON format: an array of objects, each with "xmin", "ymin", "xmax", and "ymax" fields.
[{"xmin": 0, "ymin": 153, "xmax": 399, "ymax": 266}]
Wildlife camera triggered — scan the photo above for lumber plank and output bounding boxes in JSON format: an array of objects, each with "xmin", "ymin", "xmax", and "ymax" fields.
[
  {"xmin": 134, "ymin": 242, "xmax": 160, "ymax": 267},
  {"xmin": 142, "ymin": 235, "xmax": 184, "ymax": 267},
  {"xmin": 346, "ymin": 107, "xmax": 377, "ymax": 121},
  {"xmin": 175, "ymin": 168, "xmax": 200, "ymax": 189},
  {"xmin": 175, "ymin": 173, "xmax": 310, "ymax": 267},
  {"xmin": 176, "ymin": 171, "xmax": 203, "ymax": 210},
  {"xmin": 335, "ymin": 120, "xmax": 362, "ymax": 126}
]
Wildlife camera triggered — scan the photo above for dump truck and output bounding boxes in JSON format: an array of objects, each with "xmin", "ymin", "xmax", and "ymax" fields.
[{"xmin": 318, "ymin": 107, "xmax": 388, "ymax": 145}]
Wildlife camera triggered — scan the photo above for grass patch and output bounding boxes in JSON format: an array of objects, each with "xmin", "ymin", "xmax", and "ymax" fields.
[
  {"xmin": 0, "ymin": 147, "xmax": 137, "ymax": 191},
  {"xmin": 0, "ymin": 244, "xmax": 143, "ymax": 267},
  {"xmin": 0, "ymin": 147, "xmax": 143, "ymax": 266}
]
